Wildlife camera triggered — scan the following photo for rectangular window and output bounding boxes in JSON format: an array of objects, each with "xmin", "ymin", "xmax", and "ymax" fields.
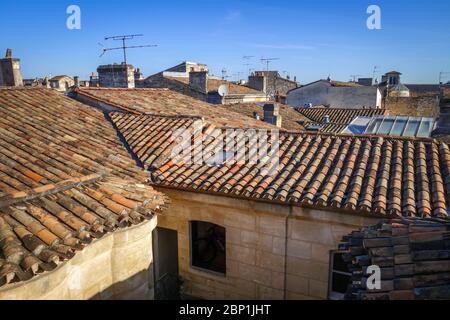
[
  {"xmin": 190, "ymin": 221, "xmax": 226, "ymax": 275},
  {"xmin": 328, "ymin": 251, "xmax": 352, "ymax": 300}
]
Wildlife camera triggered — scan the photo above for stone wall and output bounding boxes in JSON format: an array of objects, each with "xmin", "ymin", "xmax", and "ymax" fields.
[
  {"xmin": 287, "ymin": 82, "xmax": 381, "ymax": 109},
  {"xmin": 385, "ymin": 96, "xmax": 440, "ymax": 117},
  {"xmin": 156, "ymin": 188, "xmax": 379, "ymax": 300},
  {"xmin": 97, "ymin": 64, "xmax": 135, "ymax": 88},
  {"xmin": 0, "ymin": 58, "xmax": 23, "ymax": 87},
  {"xmin": 248, "ymin": 74, "xmax": 297, "ymax": 96},
  {"xmin": 0, "ymin": 217, "xmax": 158, "ymax": 300}
]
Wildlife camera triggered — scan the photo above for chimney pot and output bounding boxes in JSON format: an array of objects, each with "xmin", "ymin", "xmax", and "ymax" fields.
[
  {"xmin": 5, "ymin": 48, "xmax": 12, "ymax": 59},
  {"xmin": 323, "ymin": 115, "xmax": 330, "ymax": 124}
]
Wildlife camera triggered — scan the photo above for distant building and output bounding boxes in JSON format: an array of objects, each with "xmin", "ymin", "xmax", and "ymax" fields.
[
  {"xmin": 357, "ymin": 78, "xmax": 373, "ymax": 86},
  {"xmin": 287, "ymin": 79, "xmax": 382, "ymax": 109},
  {"xmin": 379, "ymin": 71, "xmax": 441, "ymax": 118},
  {"xmin": 139, "ymin": 61, "xmax": 269, "ymax": 105},
  {"xmin": 97, "ymin": 64, "xmax": 135, "ymax": 88},
  {"xmin": 247, "ymin": 71, "xmax": 298, "ymax": 97},
  {"xmin": 0, "ymin": 48, "xmax": 23, "ymax": 87},
  {"xmin": 49, "ymin": 75, "xmax": 75, "ymax": 92}
]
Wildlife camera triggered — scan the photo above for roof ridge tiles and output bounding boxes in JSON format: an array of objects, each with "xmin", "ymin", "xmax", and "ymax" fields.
[{"xmin": 0, "ymin": 173, "xmax": 105, "ymax": 209}]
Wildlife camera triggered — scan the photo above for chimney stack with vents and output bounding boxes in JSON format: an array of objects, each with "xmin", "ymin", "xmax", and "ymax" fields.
[
  {"xmin": 73, "ymin": 76, "xmax": 80, "ymax": 87},
  {"xmin": 323, "ymin": 115, "xmax": 330, "ymax": 124},
  {"xmin": 263, "ymin": 104, "xmax": 282, "ymax": 128},
  {"xmin": 0, "ymin": 48, "xmax": 23, "ymax": 87}
]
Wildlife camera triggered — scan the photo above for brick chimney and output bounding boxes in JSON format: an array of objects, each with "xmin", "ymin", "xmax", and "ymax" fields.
[
  {"xmin": 73, "ymin": 76, "xmax": 80, "ymax": 87},
  {"xmin": 189, "ymin": 71, "xmax": 208, "ymax": 94},
  {"xmin": 0, "ymin": 48, "xmax": 23, "ymax": 87},
  {"xmin": 263, "ymin": 104, "xmax": 282, "ymax": 128}
]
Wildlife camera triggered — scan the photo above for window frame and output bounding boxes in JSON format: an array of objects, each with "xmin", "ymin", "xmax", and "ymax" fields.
[
  {"xmin": 328, "ymin": 250, "xmax": 352, "ymax": 300},
  {"xmin": 189, "ymin": 221, "xmax": 227, "ymax": 277}
]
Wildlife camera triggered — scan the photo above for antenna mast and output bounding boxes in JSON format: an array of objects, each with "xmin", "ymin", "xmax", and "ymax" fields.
[
  {"xmin": 261, "ymin": 57, "xmax": 280, "ymax": 72},
  {"xmin": 100, "ymin": 34, "xmax": 158, "ymax": 64}
]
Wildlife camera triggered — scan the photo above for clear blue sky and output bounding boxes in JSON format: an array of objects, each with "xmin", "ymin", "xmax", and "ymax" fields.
[{"xmin": 1, "ymin": 0, "xmax": 449, "ymax": 84}]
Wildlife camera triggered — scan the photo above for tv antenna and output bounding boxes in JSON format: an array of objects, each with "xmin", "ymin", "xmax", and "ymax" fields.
[
  {"xmin": 261, "ymin": 58, "xmax": 280, "ymax": 72},
  {"xmin": 100, "ymin": 34, "xmax": 158, "ymax": 65},
  {"xmin": 372, "ymin": 66, "xmax": 380, "ymax": 83},
  {"xmin": 221, "ymin": 68, "xmax": 230, "ymax": 80}
]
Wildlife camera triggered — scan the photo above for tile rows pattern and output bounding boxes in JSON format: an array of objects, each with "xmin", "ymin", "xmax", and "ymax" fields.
[
  {"xmin": 0, "ymin": 88, "xmax": 168, "ymax": 287},
  {"xmin": 0, "ymin": 174, "xmax": 168, "ymax": 287},
  {"xmin": 76, "ymin": 88, "xmax": 272, "ymax": 129},
  {"xmin": 111, "ymin": 112, "xmax": 450, "ymax": 219},
  {"xmin": 340, "ymin": 218, "xmax": 450, "ymax": 300},
  {"xmin": 296, "ymin": 108, "xmax": 389, "ymax": 126}
]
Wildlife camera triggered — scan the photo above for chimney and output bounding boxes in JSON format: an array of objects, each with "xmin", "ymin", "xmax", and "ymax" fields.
[
  {"xmin": 253, "ymin": 111, "xmax": 261, "ymax": 121},
  {"xmin": 263, "ymin": 104, "xmax": 282, "ymax": 128},
  {"xmin": 73, "ymin": 76, "xmax": 80, "ymax": 87},
  {"xmin": 0, "ymin": 48, "xmax": 23, "ymax": 87},
  {"xmin": 97, "ymin": 64, "xmax": 135, "ymax": 88},
  {"xmin": 323, "ymin": 115, "xmax": 330, "ymax": 124},
  {"xmin": 189, "ymin": 71, "xmax": 208, "ymax": 94}
]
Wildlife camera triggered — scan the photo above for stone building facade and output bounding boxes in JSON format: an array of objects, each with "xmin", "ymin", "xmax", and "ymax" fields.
[
  {"xmin": 248, "ymin": 71, "xmax": 298, "ymax": 97},
  {"xmin": 156, "ymin": 189, "xmax": 379, "ymax": 300}
]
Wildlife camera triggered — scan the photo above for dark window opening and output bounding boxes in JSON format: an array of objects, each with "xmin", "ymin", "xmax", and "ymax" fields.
[
  {"xmin": 191, "ymin": 221, "xmax": 226, "ymax": 275},
  {"xmin": 328, "ymin": 251, "xmax": 352, "ymax": 300}
]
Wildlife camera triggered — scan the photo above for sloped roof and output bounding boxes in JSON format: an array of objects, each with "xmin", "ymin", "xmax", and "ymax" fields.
[
  {"xmin": 0, "ymin": 88, "xmax": 168, "ymax": 287},
  {"xmin": 111, "ymin": 112, "xmax": 450, "ymax": 219},
  {"xmin": 75, "ymin": 88, "xmax": 273, "ymax": 129},
  {"xmin": 297, "ymin": 108, "xmax": 389, "ymax": 126},
  {"xmin": 340, "ymin": 218, "xmax": 450, "ymax": 300},
  {"xmin": 0, "ymin": 174, "xmax": 167, "ymax": 287}
]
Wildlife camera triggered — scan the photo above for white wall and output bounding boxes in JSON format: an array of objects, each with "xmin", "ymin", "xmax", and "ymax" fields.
[{"xmin": 287, "ymin": 82, "xmax": 381, "ymax": 109}]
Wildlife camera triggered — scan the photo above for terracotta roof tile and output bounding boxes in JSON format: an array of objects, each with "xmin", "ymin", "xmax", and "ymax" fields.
[
  {"xmin": 0, "ymin": 88, "xmax": 169, "ymax": 288},
  {"xmin": 340, "ymin": 218, "xmax": 450, "ymax": 300},
  {"xmin": 110, "ymin": 112, "xmax": 450, "ymax": 219}
]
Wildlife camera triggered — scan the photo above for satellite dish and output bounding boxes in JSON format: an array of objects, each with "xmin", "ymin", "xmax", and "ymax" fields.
[{"xmin": 218, "ymin": 84, "xmax": 229, "ymax": 97}]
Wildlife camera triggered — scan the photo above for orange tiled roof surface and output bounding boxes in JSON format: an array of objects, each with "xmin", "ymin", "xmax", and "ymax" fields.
[
  {"xmin": 76, "ymin": 88, "xmax": 273, "ymax": 129},
  {"xmin": 0, "ymin": 88, "xmax": 168, "ymax": 287},
  {"xmin": 0, "ymin": 174, "xmax": 167, "ymax": 287},
  {"xmin": 340, "ymin": 218, "xmax": 450, "ymax": 300},
  {"xmin": 111, "ymin": 112, "xmax": 450, "ymax": 219},
  {"xmin": 296, "ymin": 107, "xmax": 389, "ymax": 125}
]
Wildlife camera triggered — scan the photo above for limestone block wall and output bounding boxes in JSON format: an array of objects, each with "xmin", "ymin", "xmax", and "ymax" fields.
[
  {"xmin": 0, "ymin": 217, "xmax": 157, "ymax": 300},
  {"xmin": 385, "ymin": 96, "xmax": 440, "ymax": 117},
  {"xmin": 156, "ymin": 188, "xmax": 379, "ymax": 300}
]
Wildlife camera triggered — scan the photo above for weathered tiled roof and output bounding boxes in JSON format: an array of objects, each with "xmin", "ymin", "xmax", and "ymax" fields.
[
  {"xmin": 296, "ymin": 108, "xmax": 389, "ymax": 126},
  {"xmin": 0, "ymin": 88, "xmax": 169, "ymax": 287},
  {"xmin": 75, "ymin": 88, "xmax": 273, "ymax": 129},
  {"xmin": 340, "ymin": 218, "xmax": 450, "ymax": 300},
  {"xmin": 0, "ymin": 174, "xmax": 168, "ymax": 287},
  {"xmin": 0, "ymin": 88, "xmax": 147, "ymax": 195},
  {"xmin": 111, "ymin": 112, "xmax": 450, "ymax": 219}
]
